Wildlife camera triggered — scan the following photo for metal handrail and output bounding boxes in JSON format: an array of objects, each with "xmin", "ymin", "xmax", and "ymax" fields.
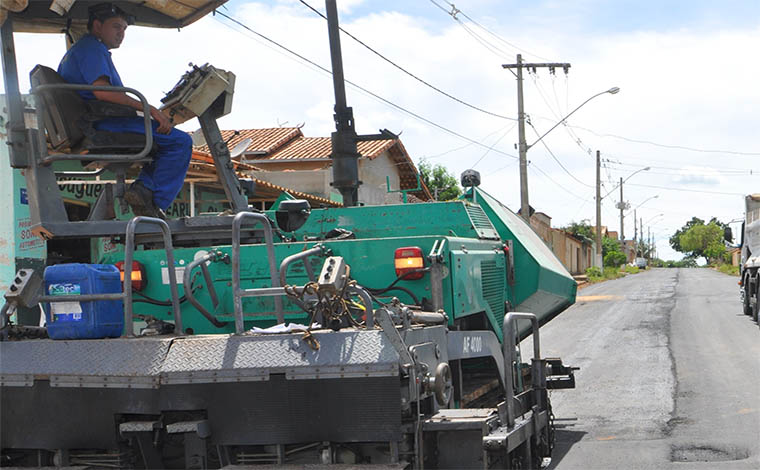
[
  {"xmin": 231, "ymin": 212, "xmax": 284, "ymax": 333},
  {"xmin": 124, "ymin": 216, "xmax": 181, "ymax": 336},
  {"xmin": 348, "ymin": 285, "xmax": 374, "ymax": 328},
  {"xmin": 36, "ymin": 216, "xmax": 180, "ymax": 337},
  {"xmin": 278, "ymin": 244, "xmax": 324, "ymax": 287},
  {"xmin": 31, "ymin": 83, "xmax": 153, "ymax": 163},
  {"xmin": 183, "ymin": 252, "xmax": 226, "ymax": 328},
  {"xmin": 502, "ymin": 312, "xmax": 541, "ymax": 427}
]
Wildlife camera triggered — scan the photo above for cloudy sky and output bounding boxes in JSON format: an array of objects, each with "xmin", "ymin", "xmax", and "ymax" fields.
[{"xmin": 12, "ymin": 0, "xmax": 760, "ymax": 260}]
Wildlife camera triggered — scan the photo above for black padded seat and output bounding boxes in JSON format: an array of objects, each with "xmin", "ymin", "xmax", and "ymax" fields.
[{"xmin": 30, "ymin": 64, "xmax": 156, "ymax": 164}]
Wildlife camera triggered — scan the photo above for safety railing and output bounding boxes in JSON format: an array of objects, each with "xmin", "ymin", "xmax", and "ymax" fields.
[
  {"xmin": 278, "ymin": 244, "xmax": 324, "ymax": 287},
  {"xmin": 182, "ymin": 251, "xmax": 226, "ymax": 328},
  {"xmin": 501, "ymin": 312, "xmax": 543, "ymax": 427},
  {"xmin": 231, "ymin": 212, "xmax": 284, "ymax": 333},
  {"xmin": 37, "ymin": 216, "xmax": 182, "ymax": 337}
]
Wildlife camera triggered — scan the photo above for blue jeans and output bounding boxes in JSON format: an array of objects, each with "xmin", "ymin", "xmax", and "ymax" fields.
[{"xmin": 95, "ymin": 117, "xmax": 192, "ymax": 210}]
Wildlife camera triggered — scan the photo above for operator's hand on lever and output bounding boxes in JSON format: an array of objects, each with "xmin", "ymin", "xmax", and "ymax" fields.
[{"xmin": 150, "ymin": 107, "xmax": 174, "ymax": 135}]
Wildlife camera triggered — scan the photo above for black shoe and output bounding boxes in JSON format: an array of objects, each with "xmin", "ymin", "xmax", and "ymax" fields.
[{"xmin": 124, "ymin": 182, "xmax": 154, "ymax": 216}]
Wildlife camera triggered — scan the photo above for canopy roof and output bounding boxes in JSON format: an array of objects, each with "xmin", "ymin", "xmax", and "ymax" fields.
[{"xmin": 1, "ymin": 0, "xmax": 227, "ymax": 32}]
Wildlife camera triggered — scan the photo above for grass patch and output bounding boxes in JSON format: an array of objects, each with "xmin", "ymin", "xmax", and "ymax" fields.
[
  {"xmin": 586, "ymin": 266, "xmax": 629, "ymax": 283},
  {"xmin": 716, "ymin": 264, "xmax": 739, "ymax": 276},
  {"xmin": 624, "ymin": 265, "xmax": 640, "ymax": 274}
]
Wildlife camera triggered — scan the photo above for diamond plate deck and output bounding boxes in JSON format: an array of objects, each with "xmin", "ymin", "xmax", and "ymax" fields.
[
  {"xmin": 161, "ymin": 329, "xmax": 400, "ymax": 384},
  {"xmin": 0, "ymin": 329, "xmax": 402, "ymax": 388},
  {"xmin": 0, "ymin": 337, "xmax": 173, "ymax": 388}
]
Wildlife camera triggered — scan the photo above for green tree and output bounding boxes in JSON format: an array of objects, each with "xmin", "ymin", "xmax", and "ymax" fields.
[
  {"xmin": 679, "ymin": 222, "xmax": 726, "ymax": 264},
  {"xmin": 669, "ymin": 217, "xmax": 704, "ymax": 255},
  {"xmin": 670, "ymin": 216, "xmax": 731, "ymax": 257},
  {"xmin": 563, "ymin": 220, "xmax": 594, "ymax": 242},
  {"xmin": 601, "ymin": 236, "xmax": 626, "ymax": 267},
  {"xmin": 418, "ymin": 160, "xmax": 462, "ymax": 201}
]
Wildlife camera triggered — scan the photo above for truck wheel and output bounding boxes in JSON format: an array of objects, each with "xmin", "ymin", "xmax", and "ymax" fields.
[
  {"xmin": 753, "ymin": 280, "xmax": 760, "ymax": 324},
  {"xmin": 743, "ymin": 276, "xmax": 752, "ymax": 316}
]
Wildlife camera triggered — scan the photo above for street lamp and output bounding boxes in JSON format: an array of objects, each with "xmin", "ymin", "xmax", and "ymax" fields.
[
  {"xmin": 628, "ymin": 195, "xmax": 659, "ymax": 215},
  {"xmin": 517, "ymin": 86, "xmax": 620, "ymax": 221},
  {"xmin": 595, "ymin": 164, "xmax": 649, "ymax": 268}
]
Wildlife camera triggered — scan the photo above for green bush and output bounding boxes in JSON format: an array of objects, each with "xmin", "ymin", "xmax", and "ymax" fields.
[
  {"xmin": 585, "ymin": 266, "xmax": 603, "ymax": 282},
  {"xmin": 603, "ymin": 267, "xmax": 620, "ymax": 279},
  {"xmin": 604, "ymin": 251, "xmax": 626, "ymax": 267}
]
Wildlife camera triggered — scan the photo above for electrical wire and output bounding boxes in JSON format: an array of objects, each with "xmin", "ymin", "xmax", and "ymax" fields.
[
  {"xmin": 428, "ymin": 0, "xmax": 552, "ymax": 61},
  {"xmin": 213, "ymin": 10, "xmax": 519, "ymax": 161},
  {"xmin": 472, "ymin": 122, "xmax": 517, "ymax": 168},
  {"xmin": 298, "ymin": 0, "xmax": 517, "ymax": 122},
  {"xmin": 567, "ymin": 124, "xmax": 760, "ymax": 156},
  {"xmin": 528, "ymin": 121, "xmax": 594, "ymax": 188},
  {"xmin": 625, "ymin": 182, "xmax": 745, "ymax": 196}
]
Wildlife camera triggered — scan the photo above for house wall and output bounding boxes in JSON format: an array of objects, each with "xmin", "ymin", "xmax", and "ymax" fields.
[
  {"xmin": 251, "ymin": 169, "xmax": 337, "ymax": 202},
  {"xmin": 358, "ymin": 154, "xmax": 404, "ymax": 205},
  {"xmin": 250, "ymin": 151, "xmax": 404, "ymax": 206}
]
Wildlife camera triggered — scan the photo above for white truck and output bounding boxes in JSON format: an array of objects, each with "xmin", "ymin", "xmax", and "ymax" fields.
[{"xmin": 740, "ymin": 194, "xmax": 760, "ymax": 325}]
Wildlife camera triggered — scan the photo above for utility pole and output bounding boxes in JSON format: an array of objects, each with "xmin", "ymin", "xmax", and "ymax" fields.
[
  {"xmin": 617, "ymin": 177, "xmax": 625, "ymax": 240},
  {"xmin": 633, "ymin": 209, "xmax": 638, "ymax": 256},
  {"xmin": 503, "ymin": 55, "xmax": 571, "ymax": 221},
  {"xmin": 595, "ymin": 150, "xmax": 602, "ymax": 268}
]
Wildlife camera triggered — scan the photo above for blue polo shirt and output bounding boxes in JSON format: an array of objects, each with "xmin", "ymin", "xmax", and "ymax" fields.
[{"xmin": 58, "ymin": 33, "xmax": 123, "ymax": 100}]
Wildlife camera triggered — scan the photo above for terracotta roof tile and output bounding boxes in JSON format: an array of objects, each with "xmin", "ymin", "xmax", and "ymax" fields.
[
  {"xmin": 194, "ymin": 127, "xmax": 302, "ymax": 155},
  {"xmin": 193, "ymin": 128, "xmax": 432, "ymax": 201}
]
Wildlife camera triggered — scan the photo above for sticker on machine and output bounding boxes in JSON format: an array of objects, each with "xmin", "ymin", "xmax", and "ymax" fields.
[{"xmin": 161, "ymin": 266, "xmax": 186, "ymax": 284}]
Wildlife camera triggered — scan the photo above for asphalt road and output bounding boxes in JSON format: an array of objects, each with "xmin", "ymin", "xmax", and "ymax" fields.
[{"xmin": 532, "ymin": 268, "xmax": 760, "ymax": 469}]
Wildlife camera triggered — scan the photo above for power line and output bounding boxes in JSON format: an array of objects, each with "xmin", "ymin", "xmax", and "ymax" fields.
[
  {"xmin": 298, "ymin": 0, "xmax": 517, "ymax": 122},
  {"xmin": 421, "ymin": 124, "xmax": 512, "ymax": 159},
  {"xmin": 528, "ymin": 121, "xmax": 594, "ymax": 188},
  {"xmin": 213, "ymin": 10, "xmax": 519, "ymax": 160},
  {"xmin": 531, "ymin": 162, "xmax": 591, "ymax": 203},
  {"xmin": 472, "ymin": 122, "xmax": 517, "ymax": 168},
  {"xmin": 430, "ymin": 0, "xmax": 552, "ymax": 61},
  {"xmin": 568, "ymin": 124, "xmax": 760, "ymax": 156},
  {"xmin": 625, "ymin": 182, "xmax": 745, "ymax": 196}
]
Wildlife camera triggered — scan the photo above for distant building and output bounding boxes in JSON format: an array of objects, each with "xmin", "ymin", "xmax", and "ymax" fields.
[
  {"xmin": 529, "ymin": 212, "xmax": 595, "ymax": 275},
  {"xmin": 193, "ymin": 127, "xmax": 431, "ymax": 206}
]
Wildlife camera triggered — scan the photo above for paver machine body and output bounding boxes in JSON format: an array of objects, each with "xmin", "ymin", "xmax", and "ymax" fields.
[{"xmin": 0, "ymin": 1, "xmax": 578, "ymax": 468}]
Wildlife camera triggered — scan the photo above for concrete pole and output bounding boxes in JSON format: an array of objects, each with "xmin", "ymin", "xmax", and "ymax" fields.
[
  {"xmin": 595, "ymin": 150, "xmax": 602, "ymax": 267},
  {"xmin": 619, "ymin": 177, "xmax": 624, "ymax": 240},
  {"xmin": 516, "ymin": 54, "xmax": 530, "ymax": 222},
  {"xmin": 633, "ymin": 209, "xmax": 637, "ymax": 256}
]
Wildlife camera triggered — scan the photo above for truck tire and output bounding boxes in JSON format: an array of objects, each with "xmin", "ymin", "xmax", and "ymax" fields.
[
  {"xmin": 743, "ymin": 275, "xmax": 753, "ymax": 316},
  {"xmin": 753, "ymin": 280, "xmax": 760, "ymax": 324}
]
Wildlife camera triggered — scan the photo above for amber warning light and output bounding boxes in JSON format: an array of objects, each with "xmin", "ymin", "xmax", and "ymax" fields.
[
  {"xmin": 394, "ymin": 247, "xmax": 425, "ymax": 280},
  {"xmin": 115, "ymin": 261, "xmax": 147, "ymax": 291}
]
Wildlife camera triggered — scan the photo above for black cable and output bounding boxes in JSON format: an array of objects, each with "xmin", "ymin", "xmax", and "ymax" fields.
[
  {"xmin": 132, "ymin": 271, "xmax": 202, "ymax": 306},
  {"xmin": 528, "ymin": 121, "xmax": 594, "ymax": 189},
  {"xmin": 366, "ymin": 286, "xmax": 421, "ymax": 306},
  {"xmin": 213, "ymin": 10, "xmax": 519, "ymax": 161},
  {"xmin": 298, "ymin": 0, "xmax": 517, "ymax": 122}
]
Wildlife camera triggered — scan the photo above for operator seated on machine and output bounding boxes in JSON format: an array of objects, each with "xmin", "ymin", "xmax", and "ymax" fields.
[{"xmin": 58, "ymin": 2, "xmax": 192, "ymax": 220}]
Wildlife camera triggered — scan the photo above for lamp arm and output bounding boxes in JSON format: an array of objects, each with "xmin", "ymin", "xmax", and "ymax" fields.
[{"xmin": 527, "ymin": 90, "xmax": 606, "ymax": 149}]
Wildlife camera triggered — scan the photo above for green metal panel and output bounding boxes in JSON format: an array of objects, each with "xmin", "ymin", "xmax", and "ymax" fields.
[
  {"xmin": 469, "ymin": 188, "xmax": 576, "ymax": 325},
  {"xmin": 99, "ymin": 194, "xmax": 574, "ymax": 339}
]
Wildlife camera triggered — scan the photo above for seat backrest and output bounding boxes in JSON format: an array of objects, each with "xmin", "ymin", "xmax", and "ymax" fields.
[{"xmin": 29, "ymin": 65, "xmax": 88, "ymax": 151}]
